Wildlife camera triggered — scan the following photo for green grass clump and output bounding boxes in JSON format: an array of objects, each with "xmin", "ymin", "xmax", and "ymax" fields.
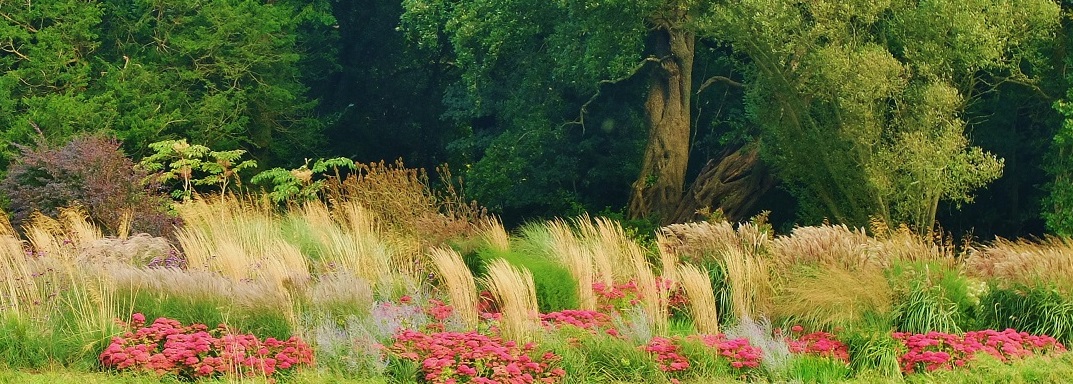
[
  {"xmin": 542, "ymin": 331, "xmax": 664, "ymax": 384},
  {"xmin": 0, "ymin": 312, "xmax": 55, "ymax": 369},
  {"xmin": 782, "ymin": 355, "xmax": 852, "ymax": 383},
  {"xmin": 842, "ymin": 326, "xmax": 904, "ymax": 379},
  {"xmin": 890, "ymin": 262, "xmax": 963, "ymax": 334},
  {"xmin": 114, "ymin": 288, "xmax": 293, "ymax": 340},
  {"xmin": 979, "ymin": 284, "xmax": 1073, "ymax": 344},
  {"xmin": 479, "ymin": 248, "xmax": 578, "ymax": 313}
]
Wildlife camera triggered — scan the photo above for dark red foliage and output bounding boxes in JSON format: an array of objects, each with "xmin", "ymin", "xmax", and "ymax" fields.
[{"xmin": 0, "ymin": 135, "xmax": 177, "ymax": 237}]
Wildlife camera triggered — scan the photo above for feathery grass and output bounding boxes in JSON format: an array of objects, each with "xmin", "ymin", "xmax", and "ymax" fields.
[
  {"xmin": 483, "ymin": 259, "xmax": 539, "ymax": 342},
  {"xmin": 965, "ymin": 237, "xmax": 1073, "ymax": 294},
  {"xmin": 428, "ymin": 247, "xmax": 478, "ymax": 328},
  {"xmin": 677, "ymin": 263, "xmax": 720, "ymax": 334},
  {"xmin": 772, "ymin": 265, "xmax": 892, "ymax": 330},
  {"xmin": 544, "ymin": 219, "xmax": 597, "ymax": 311}
]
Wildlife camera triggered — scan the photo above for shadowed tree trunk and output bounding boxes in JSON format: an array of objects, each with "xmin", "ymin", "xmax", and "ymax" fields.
[
  {"xmin": 629, "ymin": 25, "xmax": 695, "ymax": 221},
  {"xmin": 668, "ymin": 145, "xmax": 776, "ymax": 224}
]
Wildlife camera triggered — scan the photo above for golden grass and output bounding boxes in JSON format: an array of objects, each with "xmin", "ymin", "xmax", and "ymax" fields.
[
  {"xmin": 172, "ymin": 197, "xmax": 309, "ymax": 330},
  {"xmin": 428, "ymin": 247, "xmax": 478, "ymax": 328},
  {"xmin": 0, "ymin": 232, "xmax": 39, "ymax": 315},
  {"xmin": 175, "ymin": 197, "xmax": 310, "ymax": 285},
  {"xmin": 771, "ymin": 265, "xmax": 892, "ymax": 329},
  {"xmin": 964, "ymin": 236, "xmax": 1073, "ymax": 293},
  {"xmin": 677, "ymin": 263, "xmax": 719, "ymax": 334},
  {"xmin": 483, "ymin": 259, "xmax": 539, "ymax": 342},
  {"xmin": 545, "ymin": 219, "xmax": 596, "ymax": 311},
  {"xmin": 480, "ymin": 217, "xmax": 511, "ymax": 254},
  {"xmin": 722, "ymin": 246, "xmax": 774, "ymax": 320},
  {"xmin": 658, "ymin": 220, "xmax": 775, "ymax": 322},
  {"xmin": 772, "ymin": 224, "xmax": 875, "ymax": 271},
  {"xmin": 658, "ymin": 221, "xmax": 746, "ymax": 265},
  {"xmin": 104, "ymin": 265, "xmax": 288, "ymax": 309},
  {"xmin": 294, "ymin": 201, "xmax": 394, "ymax": 284}
]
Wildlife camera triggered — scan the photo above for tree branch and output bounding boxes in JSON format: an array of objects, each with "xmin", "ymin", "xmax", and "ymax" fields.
[
  {"xmin": 564, "ymin": 56, "xmax": 663, "ymax": 133},
  {"xmin": 696, "ymin": 75, "xmax": 743, "ymax": 95}
]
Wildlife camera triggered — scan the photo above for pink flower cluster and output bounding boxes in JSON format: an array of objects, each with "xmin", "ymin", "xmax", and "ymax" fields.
[
  {"xmin": 893, "ymin": 329, "xmax": 1067, "ymax": 373},
  {"xmin": 389, "ymin": 329, "xmax": 566, "ymax": 383},
  {"xmin": 99, "ymin": 313, "xmax": 314, "ymax": 379},
  {"xmin": 591, "ymin": 279, "xmax": 688, "ymax": 315},
  {"xmin": 785, "ymin": 327, "xmax": 850, "ymax": 363},
  {"xmin": 539, "ymin": 310, "xmax": 612, "ymax": 332},
  {"xmin": 644, "ymin": 334, "xmax": 763, "ymax": 373}
]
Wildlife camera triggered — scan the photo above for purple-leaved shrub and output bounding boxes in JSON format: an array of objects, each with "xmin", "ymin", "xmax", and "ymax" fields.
[{"xmin": 0, "ymin": 135, "xmax": 177, "ymax": 237}]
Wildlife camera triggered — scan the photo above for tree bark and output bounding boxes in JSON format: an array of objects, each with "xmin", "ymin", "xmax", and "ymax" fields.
[
  {"xmin": 667, "ymin": 145, "xmax": 775, "ymax": 224},
  {"xmin": 628, "ymin": 26, "xmax": 695, "ymax": 220}
]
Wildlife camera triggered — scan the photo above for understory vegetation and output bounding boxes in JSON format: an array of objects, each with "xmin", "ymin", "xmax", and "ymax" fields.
[{"xmin": 0, "ymin": 156, "xmax": 1070, "ymax": 383}]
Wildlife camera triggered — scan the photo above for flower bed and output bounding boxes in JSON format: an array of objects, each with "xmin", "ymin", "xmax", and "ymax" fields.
[
  {"xmin": 389, "ymin": 329, "xmax": 566, "ymax": 383},
  {"xmin": 895, "ymin": 329, "xmax": 1067, "ymax": 373},
  {"xmin": 99, "ymin": 314, "xmax": 314, "ymax": 379}
]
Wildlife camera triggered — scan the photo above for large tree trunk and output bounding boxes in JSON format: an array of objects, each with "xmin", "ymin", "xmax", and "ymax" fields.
[
  {"xmin": 667, "ymin": 145, "xmax": 776, "ymax": 224},
  {"xmin": 628, "ymin": 26, "xmax": 695, "ymax": 220}
]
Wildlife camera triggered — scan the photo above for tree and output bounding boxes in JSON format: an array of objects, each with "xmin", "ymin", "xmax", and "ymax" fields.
[
  {"xmin": 0, "ymin": 0, "xmax": 334, "ymax": 170},
  {"xmin": 403, "ymin": 0, "xmax": 751, "ymax": 221},
  {"xmin": 702, "ymin": 0, "xmax": 1058, "ymax": 231}
]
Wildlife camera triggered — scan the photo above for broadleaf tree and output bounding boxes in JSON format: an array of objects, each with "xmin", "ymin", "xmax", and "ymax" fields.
[{"xmin": 402, "ymin": 0, "xmax": 1058, "ymax": 231}]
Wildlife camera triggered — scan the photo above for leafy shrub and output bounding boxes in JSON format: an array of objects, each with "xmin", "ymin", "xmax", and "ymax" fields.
[
  {"xmin": 99, "ymin": 314, "xmax": 314, "ymax": 379},
  {"xmin": 0, "ymin": 135, "xmax": 175, "ymax": 237},
  {"xmin": 139, "ymin": 139, "xmax": 258, "ymax": 200}
]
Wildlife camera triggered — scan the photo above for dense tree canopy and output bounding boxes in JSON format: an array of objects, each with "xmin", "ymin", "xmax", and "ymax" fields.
[
  {"xmin": 0, "ymin": 0, "xmax": 334, "ymax": 166},
  {"xmin": 3, "ymin": 0, "xmax": 1073, "ymax": 239}
]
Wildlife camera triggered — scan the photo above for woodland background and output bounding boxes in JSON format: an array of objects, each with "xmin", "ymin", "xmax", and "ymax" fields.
[{"xmin": 4, "ymin": 0, "xmax": 1073, "ymax": 238}]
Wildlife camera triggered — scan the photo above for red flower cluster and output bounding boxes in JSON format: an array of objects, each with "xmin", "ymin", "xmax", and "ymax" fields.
[
  {"xmin": 389, "ymin": 329, "xmax": 566, "ymax": 383},
  {"xmin": 644, "ymin": 334, "xmax": 763, "ymax": 373},
  {"xmin": 99, "ymin": 313, "xmax": 314, "ymax": 379},
  {"xmin": 785, "ymin": 328, "xmax": 850, "ymax": 362},
  {"xmin": 893, "ymin": 329, "xmax": 1067, "ymax": 373}
]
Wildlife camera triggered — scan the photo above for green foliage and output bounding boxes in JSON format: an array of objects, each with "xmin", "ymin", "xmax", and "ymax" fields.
[
  {"xmin": 0, "ymin": 0, "xmax": 333, "ymax": 169},
  {"xmin": 478, "ymin": 248, "xmax": 579, "ymax": 313},
  {"xmin": 889, "ymin": 263, "xmax": 966, "ymax": 334},
  {"xmin": 700, "ymin": 0, "xmax": 1058, "ymax": 229},
  {"xmin": 1045, "ymin": 55, "xmax": 1073, "ymax": 236},
  {"xmin": 251, "ymin": 157, "xmax": 356, "ymax": 204},
  {"xmin": 782, "ymin": 355, "xmax": 852, "ymax": 383},
  {"xmin": 139, "ymin": 139, "xmax": 258, "ymax": 200},
  {"xmin": 978, "ymin": 284, "xmax": 1073, "ymax": 344},
  {"xmin": 401, "ymin": 0, "xmax": 653, "ymax": 220},
  {"xmin": 0, "ymin": 313, "xmax": 54, "ymax": 369}
]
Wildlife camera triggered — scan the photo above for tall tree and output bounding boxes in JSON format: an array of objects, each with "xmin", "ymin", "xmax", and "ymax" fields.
[
  {"xmin": 402, "ymin": 0, "xmax": 750, "ymax": 221},
  {"xmin": 0, "ymin": 0, "xmax": 333, "ymax": 168}
]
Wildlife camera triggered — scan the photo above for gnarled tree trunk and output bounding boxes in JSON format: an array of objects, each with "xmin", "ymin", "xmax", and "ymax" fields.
[
  {"xmin": 667, "ymin": 145, "xmax": 775, "ymax": 224},
  {"xmin": 628, "ymin": 26, "xmax": 695, "ymax": 221}
]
